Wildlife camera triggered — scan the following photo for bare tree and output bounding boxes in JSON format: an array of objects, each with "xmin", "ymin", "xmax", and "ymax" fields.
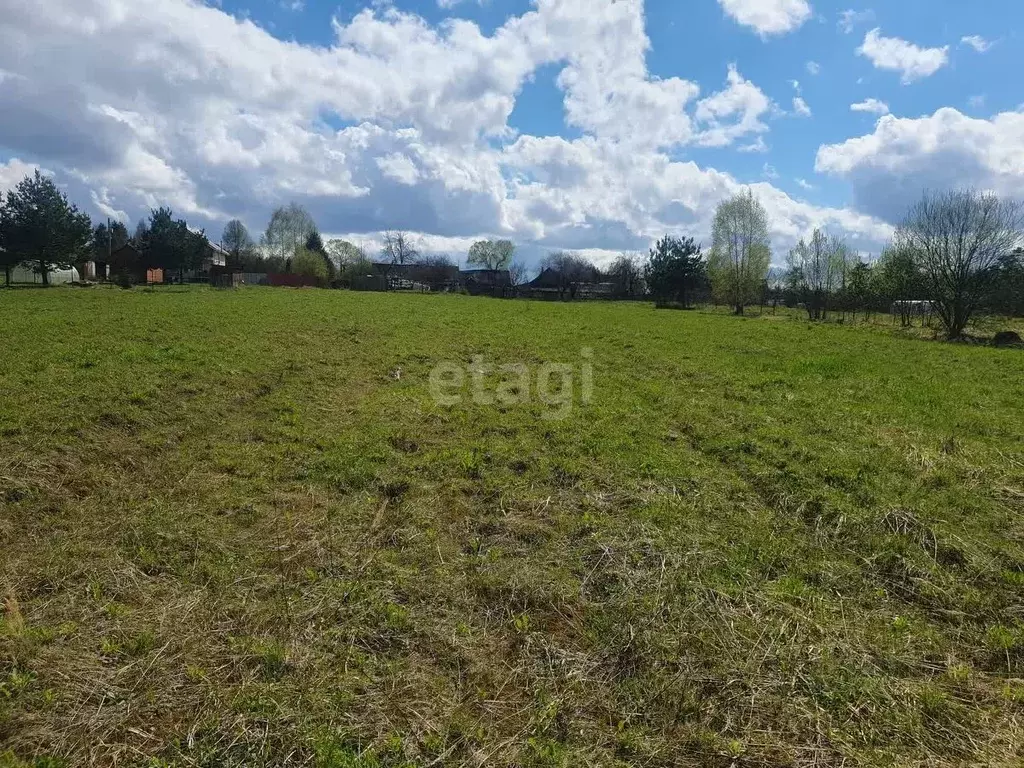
[
  {"xmin": 221, "ymin": 219, "xmax": 256, "ymax": 270},
  {"xmin": 380, "ymin": 231, "xmax": 419, "ymax": 266},
  {"xmin": 896, "ymin": 189, "xmax": 1022, "ymax": 338},
  {"xmin": 609, "ymin": 252, "xmax": 646, "ymax": 299},
  {"xmin": 787, "ymin": 229, "xmax": 843, "ymax": 320},
  {"xmin": 415, "ymin": 253, "xmax": 457, "ymax": 289},
  {"xmin": 708, "ymin": 190, "xmax": 772, "ymax": 314},
  {"xmin": 541, "ymin": 251, "xmax": 597, "ymax": 300},
  {"xmin": 262, "ymin": 203, "xmax": 316, "ymax": 266},
  {"xmin": 509, "ymin": 261, "xmax": 529, "ymax": 286}
]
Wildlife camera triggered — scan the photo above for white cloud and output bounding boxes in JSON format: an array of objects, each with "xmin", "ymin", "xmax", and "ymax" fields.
[
  {"xmin": 806, "ymin": 61, "xmax": 821, "ymax": 75},
  {"xmin": 375, "ymin": 152, "xmax": 421, "ymax": 185},
  {"xmin": 816, "ymin": 107, "xmax": 1024, "ymax": 222},
  {"xmin": 0, "ymin": 158, "xmax": 43, "ymax": 193},
  {"xmin": 789, "ymin": 80, "xmax": 811, "ymax": 117},
  {"xmin": 795, "ymin": 178, "xmax": 815, "ymax": 191},
  {"xmin": 762, "ymin": 163, "xmax": 779, "ymax": 180},
  {"xmin": 857, "ymin": 28, "xmax": 949, "ymax": 84},
  {"xmin": 0, "ymin": 0, "xmax": 893, "ymax": 263},
  {"xmin": 694, "ymin": 64, "xmax": 774, "ymax": 147},
  {"xmin": 968, "ymin": 94, "xmax": 986, "ymax": 110},
  {"xmin": 838, "ymin": 9, "xmax": 873, "ymax": 34},
  {"xmin": 960, "ymin": 35, "xmax": 993, "ymax": 53},
  {"xmin": 850, "ymin": 98, "xmax": 890, "ymax": 115},
  {"xmin": 717, "ymin": 0, "xmax": 811, "ymax": 37},
  {"xmin": 738, "ymin": 137, "xmax": 769, "ymax": 154}
]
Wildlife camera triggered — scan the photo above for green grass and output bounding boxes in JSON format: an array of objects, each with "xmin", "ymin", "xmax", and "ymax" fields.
[{"xmin": 1, "ymin": 286, "xmax": 1023, "ymax": 767}]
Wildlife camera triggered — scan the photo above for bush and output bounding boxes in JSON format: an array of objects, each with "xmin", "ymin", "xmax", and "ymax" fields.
[{"xmin": 291, "ymin": 247, "xmax": 330, "ymax": 287}]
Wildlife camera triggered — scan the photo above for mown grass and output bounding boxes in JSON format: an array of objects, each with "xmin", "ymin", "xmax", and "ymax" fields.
[{"xmin": 1, "ymin": 286, "xmax": 1023, "ymax": 767}]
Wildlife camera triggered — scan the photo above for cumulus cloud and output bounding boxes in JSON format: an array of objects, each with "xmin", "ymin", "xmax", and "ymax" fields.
[
  {"xmin": 717, "ymin": 0, "xmax": 812, "ymax": 37},
  {"xmin": 815, "ymin": 107, "xmax": 1024, "ymax": 222},
  {"xmin": 0, "ymin": 0, "xmax": 893, "ymax": 263},
  {"xmin": 694, "ymin": 64, "xmax": 774, "ymax": 147},
  {"xmin": 806, "ymin": 61, "xmax": 821, "ymax": 75},
  {"xmin": 850, "ymin": 98, "xmax": 890, "ymax": 115},
  {"xmin": 0, "ymin": 158, "xmax": 44, "ymax": 193},
  {"xmin": 857, "ymin": 28, "xmax": 949, "ymax": 84}
]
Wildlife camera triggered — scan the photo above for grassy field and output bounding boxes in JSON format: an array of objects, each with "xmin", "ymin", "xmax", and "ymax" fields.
[{"xmin": 2, "ymin": 286, "xmax": 1024, "ymax": 767}]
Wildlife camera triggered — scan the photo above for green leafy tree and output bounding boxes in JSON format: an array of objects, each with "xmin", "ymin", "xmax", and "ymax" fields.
[
  {"xmin": 305, "ymin": 229, "xmax": 335, "ymax": 279},
  {"xmin": 334, "ymin": 243, "xmax": 374, "ymax": 288},
  {"xmin": 0, "ymin": 203, "xmax": 22, "ymax": 286},
  {"xmin": 707, "ymin": 190, "xmax": 771, "ymax": 314},
  {"xmin": 644, "ymin": 236, "xmax": 705, "ymax": 306},
  {"xmin": 139, "ymin": 208, "xmax": 207, "ymax": 280},
  {"xmin": 875, "ymin": 243, "xmax": 927, "ymax": 326},
  {"xmin": 846, "ymin": 260, "xmax": 875, "ymax": 319},
  {"xmin": 467, "ymin": 239, "xmax": 515, "ymax": 271},
  {"xmin": 91, "ymin": 220, "xmax": 129, "ymax": 263},
  {"xmin": 0, "ymin": 171, "xmax": 91, "ymax": 285},
  {"xmin": 291, "ymin": 246, "xmax": 330, "ymax": 286},
  {"xmin": 326, "ymin": 239, "xmax": 366, "ymax": 271}
]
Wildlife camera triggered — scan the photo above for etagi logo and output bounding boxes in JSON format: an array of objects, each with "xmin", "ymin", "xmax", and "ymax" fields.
[{"xmin": 428, "ymin": 348, "xmax": 594, "ymax": 420}]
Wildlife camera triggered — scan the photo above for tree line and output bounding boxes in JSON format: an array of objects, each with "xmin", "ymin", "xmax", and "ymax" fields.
[{"xmin": 2, "ymin": 170, "xmax": 1021, "ymax": 338}]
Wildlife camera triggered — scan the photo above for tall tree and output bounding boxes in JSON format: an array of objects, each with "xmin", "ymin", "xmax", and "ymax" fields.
[
  {"xmin": 895, "ymin": 189, "xmax": 1023, "ymax": 338},
  {"xmin": 139, "ymin": 208, "xmax": 207, "ymax": 280},
  {"xmin": 608, "ymin": 253, "xmax": 646, "ymax": 299},
  {"xmin": 786, "ymin": 229, "xmax": 843, "ymax": 320},
  {"xmin": 467, "ymin": 239, "xmax": 515, "ymax": 271},
  {"xmin": 262, "ymin": 203, "xmax": 316, "ymax": 265},
  {"xmin": 0, "ymin": 171, "xmax": 91, "ymax": 285},
  {"xmin": 222, "ymin": 219, "xmax": 256, "ymax": 271},
  {"xmin": 541, "ymin": 251, "xmax": 597, "ymax": 300},
  {"xmin": 325, "ymin": 239, "xmax": 367, "ymax": 270},
  {"xmin": 92, "ymin": 220, "xmax": 129, "ymax": 263},
  {"xmin": 988, "ymin": 249, "xmax": 1024, "ymax": 317},
  {"xmin": 305, "ymin": 229, "xmax": 334, "ymax": 279},
  {"xmin": 707, "ymin": 190, "xmax": 771, "ymax": 314},
  {"xmin": 0, "ymin": 199, "xmax": 22, "ymax": 286},
  {"xmin": 380, "ymin": 231, "xmax": 419, "ymax": 266},
  {"xmin": 847, "ymin": 260, "xmax": 875, "ymax": 319},
  {"xmin": 644, "ymin": 236, "xmax": 705, "ymax": 306}
]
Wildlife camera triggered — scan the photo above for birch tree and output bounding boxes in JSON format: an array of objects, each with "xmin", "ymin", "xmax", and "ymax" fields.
[{"xmin": 708, "ymin": 190, "xmax": 771, "ymax": 314}]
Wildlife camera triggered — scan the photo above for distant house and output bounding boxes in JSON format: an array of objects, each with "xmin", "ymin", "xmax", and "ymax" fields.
[
  {"xmin": 524, "ymin": 265, "xmax": 611, "ymax": 300},
  {"xmin": 177, "ymin": 232, "xmax": 228, "ymax": 282},
  {"xmin": 106, "ymin": 244, "xmax": 164, "ymax": 284},
  {"xmin": 365, "ymin": 261, "xmax": 462, "ymax": 291},
  {"xmin": 461, "ymin": 268, "xmax": 512, "ymax": 296}
]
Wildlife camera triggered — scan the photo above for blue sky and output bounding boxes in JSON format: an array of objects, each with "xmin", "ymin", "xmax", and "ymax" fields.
[{"xmin": 0, "ymin": 0, "xmax": 1020, "ymax": 267}]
